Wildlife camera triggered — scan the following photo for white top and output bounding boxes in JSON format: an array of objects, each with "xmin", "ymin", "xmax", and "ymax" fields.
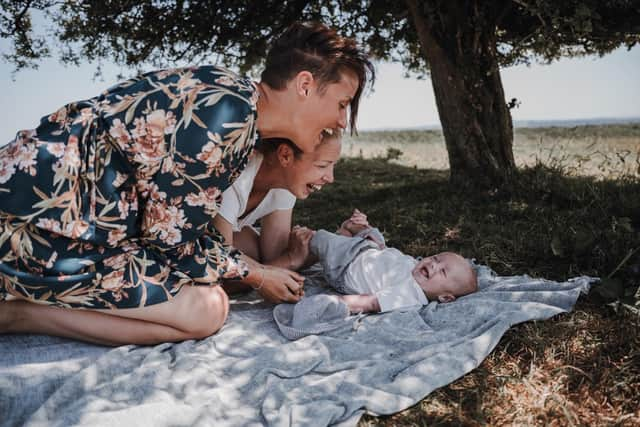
[
  {"xmin": 344, "ymin": 248, "xmax": 429, "ymax": 313},
  {"xmin": 218, "ymin": 152, "xmax": 296, "ymax": 232}
]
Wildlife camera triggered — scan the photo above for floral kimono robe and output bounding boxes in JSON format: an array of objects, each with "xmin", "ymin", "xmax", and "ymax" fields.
[{"xmin": 0, "ymin": 66, "xmax": 258, "ymax": 309}]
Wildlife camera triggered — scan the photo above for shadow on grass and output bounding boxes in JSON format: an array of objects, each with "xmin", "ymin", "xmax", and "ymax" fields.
[{"xmin": 294, "ymin": 158, "xmax": 640, "ymax": 425}]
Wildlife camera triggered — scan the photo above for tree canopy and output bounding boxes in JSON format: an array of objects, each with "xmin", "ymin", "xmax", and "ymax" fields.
[
  {"xmin": 2, "ymin": 1, "xmax": 638, "ymax": 73},
  {"xmin": 2, "ymin": 1, "xmax": 638, "ymax": 186}
]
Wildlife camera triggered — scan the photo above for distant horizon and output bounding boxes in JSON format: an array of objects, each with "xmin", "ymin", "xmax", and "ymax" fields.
[
  {"xmin": 2, "ymin": 115, "xmax": 638, "ymax": 144},
  {"xmin": 357, "ymin": 115, "xmax": 640, "ymax": 132},
  {"xmin": 1, "ymin": 44, "xmax": 639, "ymax": 142}
]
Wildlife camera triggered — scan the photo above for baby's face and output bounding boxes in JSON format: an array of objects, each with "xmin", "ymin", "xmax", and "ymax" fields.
[{"xmin": 411, "ymin": 252, "xmax": 474, "ymax": 300}]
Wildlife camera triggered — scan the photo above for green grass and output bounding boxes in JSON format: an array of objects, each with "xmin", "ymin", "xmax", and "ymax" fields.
[{"xmin": 294, "ymin": 158, "xmax": 640, "ymax": 425}]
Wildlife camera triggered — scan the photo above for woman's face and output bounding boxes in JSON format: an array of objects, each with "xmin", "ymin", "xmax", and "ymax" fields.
[
  {"xmin": 293, "ymin": 71, "xmax": 359, "ymax": 151},
  {"xmin": 281, "ymin": 138, "xmax": 342, "ymax": 199}
]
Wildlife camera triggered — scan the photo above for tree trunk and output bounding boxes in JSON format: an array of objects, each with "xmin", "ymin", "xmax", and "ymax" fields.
[{"xmin": 406, "ymin": 0, "xmax": 516, "ymax": 188}]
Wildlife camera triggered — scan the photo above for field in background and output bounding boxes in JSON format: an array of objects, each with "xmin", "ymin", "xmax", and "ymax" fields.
[{"xmin": 343, "ymin": 123, "xmax": 640, "ymax": 179}]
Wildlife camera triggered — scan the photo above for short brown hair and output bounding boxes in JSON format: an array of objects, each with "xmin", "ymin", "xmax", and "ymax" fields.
[
  {"xmin": 258, "ymin": 129, "xmax": 341, "ymax": 158},
  {"xmin": 261, "ymin": 21, "xmax": 375, "ymax": 135},
  {"xmin": 258, "ymin": 138, "xmax": 304, "ymax": 158}
]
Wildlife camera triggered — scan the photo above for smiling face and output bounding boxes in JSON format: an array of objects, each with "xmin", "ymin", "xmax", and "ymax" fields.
[
  {"xmin": 291, "ymin": 70, "xmax": 359, "ymax": 150},
  {"xmin": 412, "ymin": 252, "xmax": 477, "ymax": 302},
  {"xmin": 278, "ymin": 135, "xmax": 342, "ymax": 199}
]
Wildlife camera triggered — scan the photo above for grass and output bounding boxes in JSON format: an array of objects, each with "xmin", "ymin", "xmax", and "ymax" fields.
[
  {"xmin": 342, "ymin": 124, "xmax": 640, "ymax": 179},
  {"xmin": 293, "ymin": 156, "xmax": 640, "ymax": 426}
]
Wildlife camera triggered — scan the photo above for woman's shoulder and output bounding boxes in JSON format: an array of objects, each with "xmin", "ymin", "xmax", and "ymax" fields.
[
  {"xmin": 104, "ymin": 65, "xmax": 258, "ymax": 109},
  {"xmin": 268, "ymin": 189, "xmax": 297, "ymax": 209},
  {"xmin": 193, "ymin": 65, "xmax": 258, "ymax": 106}
]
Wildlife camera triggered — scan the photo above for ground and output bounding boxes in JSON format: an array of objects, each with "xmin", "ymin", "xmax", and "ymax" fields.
[{"xmin": 294, "ymin": 127, "xmax": 640, "ymax": 425}]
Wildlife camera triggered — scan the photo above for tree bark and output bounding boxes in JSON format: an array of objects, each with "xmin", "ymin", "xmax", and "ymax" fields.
[{"xmin": 405, "ymin": 0, "xmax": 516, "ymax": 188}]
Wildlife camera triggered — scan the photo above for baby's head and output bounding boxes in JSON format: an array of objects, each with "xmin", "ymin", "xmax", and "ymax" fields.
[{"xmin": 411, "ymin": 252, "xmax": 477, "ymax": 303}]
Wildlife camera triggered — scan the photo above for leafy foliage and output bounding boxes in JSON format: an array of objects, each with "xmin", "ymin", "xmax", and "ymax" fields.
[{"xmin": 1, "ymin": 1, "xmax": 638, "ymax": 73}]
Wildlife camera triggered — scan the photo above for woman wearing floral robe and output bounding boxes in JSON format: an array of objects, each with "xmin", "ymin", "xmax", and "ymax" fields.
[{"xmin": 0, "ymin": 22, "xmax": 374, "ymax": 345}]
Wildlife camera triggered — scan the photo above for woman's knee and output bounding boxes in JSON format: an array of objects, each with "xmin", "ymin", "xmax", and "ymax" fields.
[{"xmin": 178, "ymin": 285, "xmax": 229, "ymax": 339}]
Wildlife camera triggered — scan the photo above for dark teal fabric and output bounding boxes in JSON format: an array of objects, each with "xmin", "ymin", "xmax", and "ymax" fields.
[{"xmin": 0, "ymin": 66, "xmax": 258, "ymax": 309}]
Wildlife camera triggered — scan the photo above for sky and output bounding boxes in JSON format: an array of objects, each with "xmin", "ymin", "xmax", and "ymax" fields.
[{"xmin": 1, "ymin": 44, "xmax": 639, "ymax": 141}]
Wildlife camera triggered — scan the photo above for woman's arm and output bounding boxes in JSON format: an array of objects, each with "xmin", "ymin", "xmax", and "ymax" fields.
[
  {"xmin": 259, "ymin": 209, "xmax": 293, "ymax": 264},
  {"xmin": 212, "ymin": 214, "xmax": 234, "ymax": 245},
  {"xmin": 212, "ymin": 213, "xmax": 305, "ymax": 303},
  {"xmin": 260, "ymin": 210, "xmax": 317, "ymax": 271}
]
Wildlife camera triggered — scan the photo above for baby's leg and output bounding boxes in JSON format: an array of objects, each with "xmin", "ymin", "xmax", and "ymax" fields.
[{"xmin": 309, "ymin": 230, "xmax": 356, "ymax": 292}]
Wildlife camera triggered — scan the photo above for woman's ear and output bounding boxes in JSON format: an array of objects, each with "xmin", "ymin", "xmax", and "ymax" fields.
[
  {"xmin": 276, "ymin": 144, "xmax": 295, "ymax": 167},
  {"xmin": 295, "ymin": 71, "xmax": 314, "ymax": 98}
]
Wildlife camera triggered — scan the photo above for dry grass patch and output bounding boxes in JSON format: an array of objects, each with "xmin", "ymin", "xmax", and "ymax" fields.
[{"xmin": 360, "ymin": 304, "xmax": 639, "ymax": 426}]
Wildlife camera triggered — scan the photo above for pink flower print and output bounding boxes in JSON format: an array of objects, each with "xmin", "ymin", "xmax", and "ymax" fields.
[
  {"xmin": 112, "ymin": 172, "xmax": 129, "ymax": 188},
  {"xmin": 100, "ymin": 270, "xmax": 131, "ymax": 302},
  {"xmin": 215, "ymin": 75, "xmax": 235, "ymax": 87},
  {"xmin": 46, "ymin": 143, "xmax": 66, "ymax": 158},
  {"xmin": 72, "ymin": 107, "xmax": 95, "ymax": 127},
  {"xmin": 16, "ymin": 143, "xmax": 39, "ymax": 176},
  {"xmin": 131, "ymin": 110, "xmax": 172, "ymax": 164},
  {"xmin": 63, "ymin": 220, "xmax": 90, "ymax": 239},
  {"xmin": 185, "ymin": 187, "xmax": 221, "ymax": 215},
  {"xmin": 108, "ymin": 119, "xmax": 131, "ymax": 150},
  {"xmin": 103, "ymin": 253, "xmax": 129, "ymax": 269},
  {"xmin": 117, "ymin": 192, "xmax": 130, "ymax": 219},
  {"xmin": 107, "ymin": 227, "xmax": 127, "ymax": 247},
  {"xmin": 54, "ymin": 135, "xmax": 81, "ymax": 175},
  {"xmin": 176, "ymin": 71, "xmax": 200, "ymax": 92},
  {"xmin": 0, "ymin": 157, "xmax": 17, "ymax": 184},
  {"xmin": 197, "ymin": 141, "xmax": 223, "ymax": 172},
  {"xmin": 146, "ymin": 182, "xmax": 167, "ymax": 202},
  {"xmin": 36, "ymin": 218, "xmax": 63, "ymax": 234},
  {"xmin": 145, "ymin": 203, "xmax": 187, "ymax": 246},
  {"xmin": 48, "ymin": 106, "xmax": 68, "ymax": 125}
]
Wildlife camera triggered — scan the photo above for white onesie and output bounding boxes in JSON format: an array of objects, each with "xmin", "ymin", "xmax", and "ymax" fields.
[{"xmin": 344, "ymin": 247, "xmax": 429, "ymax": 312}]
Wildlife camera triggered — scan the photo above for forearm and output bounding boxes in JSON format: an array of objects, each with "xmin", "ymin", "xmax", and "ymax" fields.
[
  {"xmin": 222, "ymin": 254, "xmax": 264, "ymax": 289},
  {"xmin": 264, "ymin": 250, "xmax": 317, "ymax": 271},
  {"xmin": 338, "ymin": 294, "xmax": 381, "ymax": 314}
]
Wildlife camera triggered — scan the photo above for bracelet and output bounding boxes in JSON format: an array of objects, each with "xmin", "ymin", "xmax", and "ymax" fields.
[{"xmin": 253, "ymin": 265, "xmax": 265, "ymax": 291}]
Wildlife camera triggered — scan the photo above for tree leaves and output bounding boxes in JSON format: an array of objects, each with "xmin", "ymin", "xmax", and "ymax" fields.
[{"xmin": 1, "ymin": 1, "xmax": 638, "ymax": 73}]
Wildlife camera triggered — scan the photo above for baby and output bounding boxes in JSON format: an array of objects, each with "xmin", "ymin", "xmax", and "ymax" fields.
[{"xmin": 301, "ymin": 210, "xmax": 477, "ymax": 314}]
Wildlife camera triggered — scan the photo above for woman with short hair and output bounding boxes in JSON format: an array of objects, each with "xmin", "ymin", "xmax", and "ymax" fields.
[{"xmin": 0, "ymin": 22, "xmax": 374, "ymax": 345}]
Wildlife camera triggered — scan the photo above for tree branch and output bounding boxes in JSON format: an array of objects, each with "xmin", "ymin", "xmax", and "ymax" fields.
[
  {"xmin": 510, "ymin": 0, "xmax": 546, "ymax": 27},
  {"xmin": 11, "ymin": 0, "xmax": 34, "ymax": 36}
]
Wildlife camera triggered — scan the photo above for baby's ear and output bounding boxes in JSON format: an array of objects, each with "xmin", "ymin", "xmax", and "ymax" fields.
[{"xmin": 438, "ymin": 294, "xmax": 456, "ymax": 303}]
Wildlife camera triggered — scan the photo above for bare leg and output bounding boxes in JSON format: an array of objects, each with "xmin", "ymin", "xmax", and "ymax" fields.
[{"xmin": 0, "ymin": 285, "xmax": 229, "ymax": 346}]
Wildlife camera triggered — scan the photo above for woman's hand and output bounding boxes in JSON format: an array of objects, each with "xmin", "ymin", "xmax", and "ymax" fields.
[
  {"xmin": 286, "ymin": 226, "xmax": 315, "ymax": 270},
  {"xmin": 257, "ymin": 265, "xmax": 305, "ymax": 303}
]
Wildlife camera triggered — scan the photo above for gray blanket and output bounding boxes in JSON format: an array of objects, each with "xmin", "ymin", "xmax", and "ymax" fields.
[{"xmin": 0, "ymin": 263, "xmax": 595, "ymax": 427}]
